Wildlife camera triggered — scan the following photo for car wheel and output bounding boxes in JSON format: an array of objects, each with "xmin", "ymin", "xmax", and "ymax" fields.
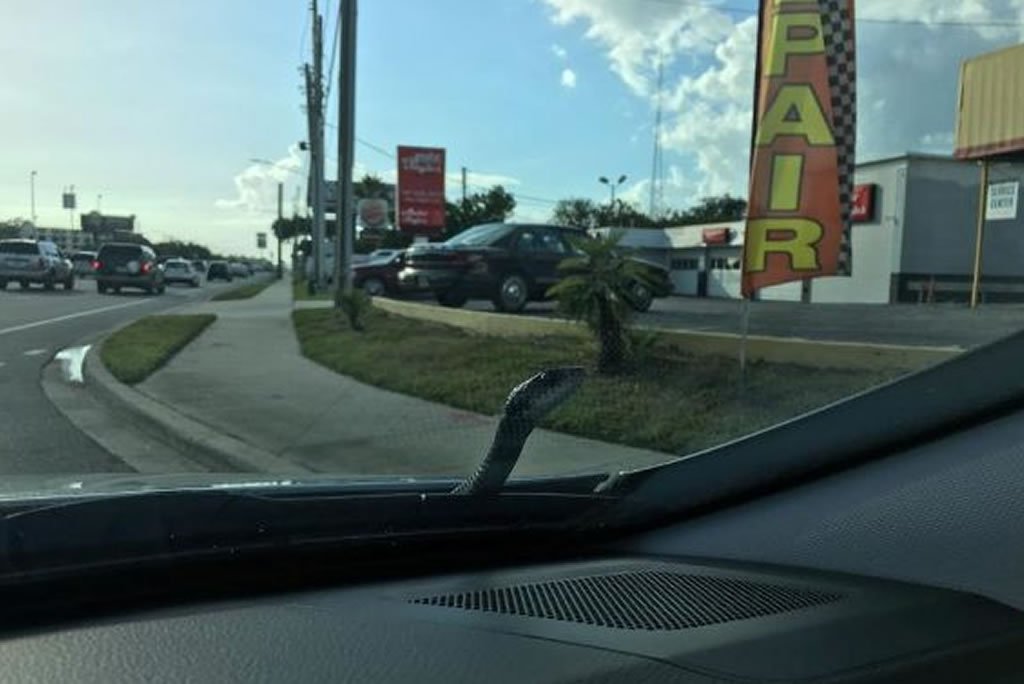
[
  {"xmin": 493, "ymin": 273, "xmax": 529, "ymax": 313},
  {"xmin": 0, "ymin": 279, "xmax": 7, "ymax": 290},
  {"xmin": 437, "ymin": 290, "xmax": 467, "ymax": 308},
  {"xmin": 112, "ymin": 286, "xmax": 121, "ymax": 294},
  {"xmin": 63, "ymin": 276, "xmax": 75, "ymax": 291},
  {"xmin": 157, "ymin": 283, "xmax": 166, "ymax": 295},
  {"xmin": 19, "ymin": 280, "xmax": 29, "ymax": 290},
  {"xmin": 626, "ymin": 282, "xmax": 653, "ymax": 312},
  {"xmin": 43, "ymin": 276, "xmax": 55, "ymax": 291},
  {"xmin": 361, "ymin": 278, "xmax": 386, "ymax": 297},
  {"xmin": 97, "ymin": 282, "xmax": 107, "ymax": 294}
]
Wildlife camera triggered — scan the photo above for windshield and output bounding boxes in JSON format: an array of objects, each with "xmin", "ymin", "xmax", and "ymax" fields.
[
  {"xmin": 445, "ymin": 223, "xmax": 515, "ymax": 246},
  {"xmin": 0, "ymin": 0, "xmax": 1018, "ymax": 551},
  {"xmin": 0, "ymin": 241, "xmax": 38, "ymax": 254}
]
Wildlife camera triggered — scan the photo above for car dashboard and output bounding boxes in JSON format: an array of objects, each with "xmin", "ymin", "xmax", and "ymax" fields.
[{"xmin": 3, "ymin": 553, "xmax": 1022, "ymax": 683}]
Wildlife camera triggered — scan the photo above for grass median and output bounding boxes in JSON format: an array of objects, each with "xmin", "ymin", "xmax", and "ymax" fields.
[
  {"xmin": 292, "ymin": 279, "xmax": 332, "ymax": 301},
  {"xmin": 101, "ymin": 314, "xmax": 216, "ymax": 385},
  {"xmin": 293, "ymin": 307, "xmax": 908, "ymax": 455},
  {"xmin": 211, "ymin": 278, "xmax": 275, "ymax": 301}
]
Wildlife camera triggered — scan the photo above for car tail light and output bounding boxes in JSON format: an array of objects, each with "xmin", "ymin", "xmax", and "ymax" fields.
[
  {"xmin": 92, "ymin": 260, "xmax": 101, "ymax": 271},
  {"xmin": 141, "ymin": 261, "xmax": 152, "ymax": 274}
]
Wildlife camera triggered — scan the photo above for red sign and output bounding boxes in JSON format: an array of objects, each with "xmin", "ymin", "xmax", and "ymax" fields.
[
  {"xmin": 851, "ymin": 184, "xmax": 876, "ymax": 223},
  {"xmin": 397, "ymin": 146, "xmax": 446, "ymax": 235},
  {"xmin": 702, "ymin": 228, "xmax": 732, "ymax": 245}
]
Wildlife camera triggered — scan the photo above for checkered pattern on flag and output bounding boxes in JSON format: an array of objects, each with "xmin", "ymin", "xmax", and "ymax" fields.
[
  {"xmin": 820, "ymin": 0, "xmax": 857, "ymax": 276},
  {"xmin": 741, "ymin": 0, "xmax": 858, "ymax": 297}
]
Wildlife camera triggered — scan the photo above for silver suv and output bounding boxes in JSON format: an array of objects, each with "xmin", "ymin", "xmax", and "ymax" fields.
[{"xmin": 0, "ymin": 239, "xmax": 75, "ymax": 291}]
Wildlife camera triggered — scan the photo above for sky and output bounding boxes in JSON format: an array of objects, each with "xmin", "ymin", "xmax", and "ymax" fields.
[{"xmin": 2, "ymin": 0, "xmax": 1024, "ymax": 256}]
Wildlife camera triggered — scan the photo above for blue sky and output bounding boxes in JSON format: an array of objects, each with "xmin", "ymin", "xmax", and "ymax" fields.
[{"xmin": 1, "ymin": 0, "xmax": 1022, "ymax": 255}]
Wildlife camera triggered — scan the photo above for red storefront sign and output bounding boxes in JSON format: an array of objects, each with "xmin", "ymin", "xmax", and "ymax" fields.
[
  {"xmin": 397, "ymin": 146, "xmax": 446, "ymax": 234},
  {"xmin": 852, "ymin": 184, "xmax": 876, "ymax": 223},
  {"xmin": 702, "ymin": 228, "xmax": 733, "ymax": 245}
]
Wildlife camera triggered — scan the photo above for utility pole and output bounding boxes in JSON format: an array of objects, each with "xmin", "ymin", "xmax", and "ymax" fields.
[
  {"xmin": 277, "ymin": 182, "xmax": 284, "ymax": 279},
  {"xmin": 29, "ymin": 171, "xmax": 37, "ymax": 225},
  {"xmin": 303, "ymin": 64, "xmax": 319, "ymax": 292},
  {"xmin": 461, "ymin": 166, "xmax": 467, "ymax": 204},
  {"xmin": 334, "ymin": 0, "xmax": 358, "ymax": 302},
  {"xmin": 313, "ymin": 6, "xmax": 326, "ymax": 291}
]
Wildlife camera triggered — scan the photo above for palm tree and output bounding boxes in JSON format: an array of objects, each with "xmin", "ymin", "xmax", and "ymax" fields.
[{"xmin": 547, "ymin": 231, "xmax": 655, "ymax": 374}]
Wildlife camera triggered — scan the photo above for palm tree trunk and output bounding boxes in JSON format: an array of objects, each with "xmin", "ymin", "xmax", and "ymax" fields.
[{"xmin": 596, "ymin": 295, "xmax": 624, "ymax": 374}]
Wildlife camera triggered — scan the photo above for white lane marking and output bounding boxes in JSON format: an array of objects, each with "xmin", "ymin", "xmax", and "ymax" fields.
[
  {"xmin": 55, "ymin": 344, "xmax": 91, "ymax": 384},
  {"xmin": 23, "ymin": 348, "xmax": 48, "ymax": 357},
  {"xmin": 0, "ymin": 299, "xmax": 149, "ymax": 337}
]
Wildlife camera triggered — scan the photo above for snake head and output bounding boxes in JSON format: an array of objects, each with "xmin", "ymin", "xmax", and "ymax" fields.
[{"xmin": 503, "ymin": 366, "xmax": 586, "ymax": 425}]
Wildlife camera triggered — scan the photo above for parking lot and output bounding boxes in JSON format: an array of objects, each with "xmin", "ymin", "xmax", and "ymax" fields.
[{"xmin": 424, "ymin": 295, "xmax": 1024, "ymax": 349}]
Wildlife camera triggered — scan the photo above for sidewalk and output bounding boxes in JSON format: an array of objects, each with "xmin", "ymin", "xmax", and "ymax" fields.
[{"xmin": 136, "ymin": 280, "xmax": 673, "ymax": 478}]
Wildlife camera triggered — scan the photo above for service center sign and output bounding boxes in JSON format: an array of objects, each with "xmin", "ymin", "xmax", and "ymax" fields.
[
  {"xmin": 397, "ymin": 146, "xmax": 446, "ymax": 235},
  {"xmin": 986, "ymin": 181, "xmax": 1019, "ymax": 221}
]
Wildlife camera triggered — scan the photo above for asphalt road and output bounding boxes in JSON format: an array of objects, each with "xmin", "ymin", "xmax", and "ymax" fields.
[
  {"xmin": 435, "ymin": 296, "xmax": 1024, "ymax": 349},
  {"xmin": 0, "ymin": 276, "xmax": 244, "ymax": 475}
]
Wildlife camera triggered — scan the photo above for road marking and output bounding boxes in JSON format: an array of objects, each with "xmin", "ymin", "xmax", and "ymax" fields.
[
  {"xmin": 55, "ymin": 344, "xmax": 91, "ymax": 383},
  {"xmin": 0, "ymin": 299, "xmax": 149, "ymax": 337},
  {"xmin": 23, "ymin": 348, "xmax": 47, "ymax": 357}
]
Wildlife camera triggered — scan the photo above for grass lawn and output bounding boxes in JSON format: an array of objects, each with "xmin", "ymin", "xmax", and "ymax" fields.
[
  {"xmin": 211, "ymin": 278, "xmax": 275, "ymax": 301},
  {"xmin": 292, "ymin": 307, "xmax": 909, "ymax": 456},
  {"xmin": 292, "ymin": 279, "xmax": 332, "ymax": 301},
  {"xmin": 101, "ymin": 314, "xmax": 216, "ymax": 385}
]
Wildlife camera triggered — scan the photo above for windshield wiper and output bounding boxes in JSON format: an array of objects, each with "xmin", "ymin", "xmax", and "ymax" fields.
[{"xmin": 452, "ymin": 367, "xmax": 586, "ymax": 495}]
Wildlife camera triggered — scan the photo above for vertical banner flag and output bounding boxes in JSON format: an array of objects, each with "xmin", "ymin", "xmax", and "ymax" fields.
[
  {"xmin": 397, "ymin": 146, "xmax": 446, "ymax": 235},
  {"xmin": 742, "ymin": 0, "xmax": 857, "ymax": 297}
]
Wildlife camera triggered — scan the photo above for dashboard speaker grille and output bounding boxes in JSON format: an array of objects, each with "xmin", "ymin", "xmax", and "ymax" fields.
[{"xmin": 410, "ymin": 570, "xmax": 842, "ymax": 631}]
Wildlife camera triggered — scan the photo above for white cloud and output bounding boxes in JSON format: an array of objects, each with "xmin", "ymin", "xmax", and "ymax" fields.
[
  {"xmin": 543, "ymin": 0, "xmax": 1024, "ymax": 205},
  {"xmin": 551, "ymin": 43, "xmax": 568, "ymax": 60},
  {"xmin": 560, "ymin": 68, "xmax": 577, "ymax": 88},
  {"xmin": 215, "ymin": 144, "xmax": 304, "ymax": 213}
]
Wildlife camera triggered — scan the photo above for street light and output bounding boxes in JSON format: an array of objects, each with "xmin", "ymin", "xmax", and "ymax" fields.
[
  {"xmin": 599, "ymin": 174, "xmax": 628, "ymax": 203},
  {"xmin": 29, "ymin": 171, "xmax": 37, "ymax": 225}
]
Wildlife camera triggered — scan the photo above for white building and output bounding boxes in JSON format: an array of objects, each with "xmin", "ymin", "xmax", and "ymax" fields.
[{"xmin": 601, "ymin": 153, "xmax": 1024, "ymax": 304}]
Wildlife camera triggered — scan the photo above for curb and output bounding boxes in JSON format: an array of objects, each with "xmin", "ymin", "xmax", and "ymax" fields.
[
  {"xmin": 84, "ymin": 332, "xmax": 308, "ymax": 475},
  {"xmin": 371, "ymin": 298, "xmax": 962, "ymax": 372}
]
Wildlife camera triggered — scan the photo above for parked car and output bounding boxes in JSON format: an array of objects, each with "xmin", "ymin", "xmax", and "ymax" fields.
[
  {"xmin": 163, "ymin": 259, "xmax": 201, "ymax": 287},
  {"xmin": 207, "ymin": 261, "xmax": 233, "ymax": 282},
  {"xmin": 228, "ymin": 261, "xmax": 251, "ymax": 278},
  {"xmin": 353, "ymin": 250, "xmax": 408, "ymax": 296},
  {"xmin": 71, "ymin": 250, "xmax": 98, "ymax": 277},
  {"xmin": 399, "ymin": 223, "xmax": 671, "ymax": 313},
  {"xmin": 0, "ymin": 239, "xmax": 75, "ymax": 291},
  {"xmin": 94, "ymin": 243, "xmax": 165, "ymax": 295},
  {"xmin": 191, "ymin": 259, "xmax": 208, "ymax": 276}
]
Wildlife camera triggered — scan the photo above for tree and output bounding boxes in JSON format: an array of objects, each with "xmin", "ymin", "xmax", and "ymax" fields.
[
  {"xmin": 0, "ymin": 218, "xmax": 30, "ymax": 239},
  {"xmin": 151, "ymin": 240, "xmax": 213, "ymax": 260},
  {"xmin": 551, "ymin": 198, "xmax": 599, "ymax": 228},
  {"xmin": 444, "ymin": 185, "xmax": 516, "ymax": 238},
  {"xmin": 354, "ymin": 173, "xmax": 389, "ymax": 199},
  {"xmin": 671, "ymin": 195, "xmax": 747, "ymax": 225},
  {"xmin": 547, "ymin": 232, "xmax": 656, "ymax": 374},
  {"xmin": 550, "ymin": 198, "xmax": 656, "ymax": 229}
]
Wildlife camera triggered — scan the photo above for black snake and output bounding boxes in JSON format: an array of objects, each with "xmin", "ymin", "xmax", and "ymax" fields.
[{"xmin": 452, "ymin": 367, "xmax": 586, "ymax": 495}]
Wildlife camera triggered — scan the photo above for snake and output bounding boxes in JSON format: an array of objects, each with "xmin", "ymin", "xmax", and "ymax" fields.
[{"xmin": 451, "ymin": 367, "xmax": 586, "ymax": 495}]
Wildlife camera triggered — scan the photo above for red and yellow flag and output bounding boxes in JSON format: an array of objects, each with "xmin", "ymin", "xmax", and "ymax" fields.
[{"xmin": 742, "ymin": 0, "xmax": 856, "ymax": 297}]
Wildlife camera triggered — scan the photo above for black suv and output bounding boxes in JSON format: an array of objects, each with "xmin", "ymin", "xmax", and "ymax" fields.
[
  {"xmin": 400, "ymin": 223, "xmax": 670, "ymax": 313},
  {"xmin": 94, "ymin": 243, "xmax": 165, "ymax": 295}
]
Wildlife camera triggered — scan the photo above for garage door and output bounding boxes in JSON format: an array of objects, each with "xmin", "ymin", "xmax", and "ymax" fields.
[{"xmin": 670, "ymin": 257, "xmax": 700, "ymax": 296}]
